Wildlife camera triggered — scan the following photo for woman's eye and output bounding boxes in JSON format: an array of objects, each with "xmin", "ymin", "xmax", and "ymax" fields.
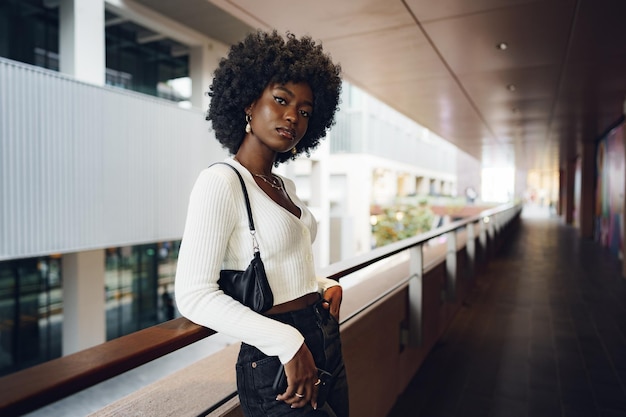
[
  {"xmin": 300, "ymin": 110, "xmax": 311, "ymax": 118},
  {"xmin": 274, "ymin": 96, "xmax": 286, "ymax": 105}
]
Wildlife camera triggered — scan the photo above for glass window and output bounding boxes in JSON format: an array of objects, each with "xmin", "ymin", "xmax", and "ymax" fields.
[
  {"xmin": 0, "ymin": 256, "xmax": 62, "ymax": 376},
  {"xmin": 105, "ymin": 241, "xmax": 180, "ymax": 340},
  {"xmin": 105, "ymin": 246, "xmax": 135, "ymax": 340},
  {"xmin": 105, "ymin": 11, "xmax": 189, "ymax": 101},
  {"xmin": 0, "ymin": 262, "xmax": 16, "ymax": 375},
  {"xmin": 157, "ymin": 241, "xmax": 180, "ymax": 321},
  {"xmin": 0, "ymin": 3, "xmax": 189, "ymax": 102},
  {"xmin": 0, "ymin": 0, "xmax": 59, "ymax": 70}
]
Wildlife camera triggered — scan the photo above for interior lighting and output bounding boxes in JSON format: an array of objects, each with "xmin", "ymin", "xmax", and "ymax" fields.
[
  {"xmin": 483, "ymin": 216, "xmax": 491, "ymax": 223},
  {"xmin": 496, "ymin": 42, "xmax": 508, "ymax": 50},
  {"xmin": 507, "ymin": 84, "xmax": 516, "ymax": 91}
]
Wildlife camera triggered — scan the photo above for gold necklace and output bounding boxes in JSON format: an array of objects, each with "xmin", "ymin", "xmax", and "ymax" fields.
[
  {"xmin": 233, "ymin": 156, "xmax": 283, "ymax": 191},
  {"xmin": 252, "ymin": 173, "xmax": 283, "ymax": 190}
]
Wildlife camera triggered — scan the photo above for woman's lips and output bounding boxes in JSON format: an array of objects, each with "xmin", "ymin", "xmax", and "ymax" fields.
[{"xmin": 277, "ymin": 127, "xmax": 296, "ymax": 140}]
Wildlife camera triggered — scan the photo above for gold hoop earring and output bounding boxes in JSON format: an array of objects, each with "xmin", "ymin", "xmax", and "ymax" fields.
[
  {"xmin": 291, "ymin": 147, "xmax": 297, "ymax": 155},
  {"xmin": 245, "ymin": 114, "xmax": 252, "ymax": 134}
]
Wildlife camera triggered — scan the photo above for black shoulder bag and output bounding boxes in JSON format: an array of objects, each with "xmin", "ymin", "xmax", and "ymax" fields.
[{"xmin": 212, "ymin": 162, "xmax": 274, "ymax": 313}]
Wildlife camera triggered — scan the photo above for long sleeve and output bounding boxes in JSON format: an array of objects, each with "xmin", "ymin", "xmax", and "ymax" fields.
[
  {"xmin": 317, "ymin": 276, "xmax": 341, "ymax": 293},
  {"xmin": 174, "ymin": 164, "xmax": 305, "ymax": 363}
]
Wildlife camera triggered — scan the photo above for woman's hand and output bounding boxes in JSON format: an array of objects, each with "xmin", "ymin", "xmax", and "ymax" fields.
[
  {"xmin": 322, "ymin": 285, "xmax": 343, "ymax": 321},
  {"xmin": 275, "ymin": 343, "xmax": 320, "ymax": 409}
]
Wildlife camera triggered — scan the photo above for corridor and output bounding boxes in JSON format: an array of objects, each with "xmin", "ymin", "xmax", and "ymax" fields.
[{"xmin": 388, "ymin": 205, "xmax": 626, "ymax": 417}]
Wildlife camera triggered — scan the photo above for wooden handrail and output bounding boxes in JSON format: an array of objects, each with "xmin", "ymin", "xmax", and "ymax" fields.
[{"xmin": 0, "ymin": 318, "xmax": 213, "ymax": 416}]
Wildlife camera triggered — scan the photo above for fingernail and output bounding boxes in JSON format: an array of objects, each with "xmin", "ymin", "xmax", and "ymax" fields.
[{"xmin": 276, "ymin": 396, "xmax": 280, "ymax": 401}]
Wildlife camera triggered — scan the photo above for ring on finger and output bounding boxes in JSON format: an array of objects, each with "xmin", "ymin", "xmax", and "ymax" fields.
[{"xmin": 295, "ymin": 392, "xmax": 304, "ymax": 398}]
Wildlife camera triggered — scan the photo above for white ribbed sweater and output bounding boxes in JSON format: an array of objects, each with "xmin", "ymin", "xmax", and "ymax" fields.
[{"xmin": 175, "ymin": 158, "xmax": 339, "ymax": 364}]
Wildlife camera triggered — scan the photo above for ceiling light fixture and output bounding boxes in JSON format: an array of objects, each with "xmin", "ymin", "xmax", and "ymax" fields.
[{"xmin": 496, "ymin": 42, "xmax": 508, "ymax": 50}]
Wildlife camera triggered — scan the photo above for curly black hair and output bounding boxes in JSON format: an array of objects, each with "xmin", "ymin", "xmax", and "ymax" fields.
[{"xmin": 207, "ymin": 30, "xmax": 342, "ymax": 165}]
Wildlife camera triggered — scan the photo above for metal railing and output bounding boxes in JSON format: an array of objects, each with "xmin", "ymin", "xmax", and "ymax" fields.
[{"xmin": 0, "ymin": 202, "xmax": 521, "ymax": 416}]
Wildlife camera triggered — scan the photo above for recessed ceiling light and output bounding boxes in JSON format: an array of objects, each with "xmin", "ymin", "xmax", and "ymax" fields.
[{"xmin": 496, "ymin": 42, "xmax": 509, "ymax": 50}]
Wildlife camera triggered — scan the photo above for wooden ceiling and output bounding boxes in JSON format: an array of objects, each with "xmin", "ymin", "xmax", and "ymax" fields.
[{"xmin": 136, "ymin": 0, "xmax": 626, "ymax": 172}]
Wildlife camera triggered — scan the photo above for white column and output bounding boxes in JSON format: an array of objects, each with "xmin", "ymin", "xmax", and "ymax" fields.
[
  {"xmin": 420, "ymin": 176, "xmax": 430, "ymax": 195},
  {"xmin": 310, "ymin": 140, "xmax": 330, "ymax": 267},
  {"xmin": 352, "ymin": 158, "xmax": 373, "ymax": 256},
  {"xmin": 62, "ymin": 249, "xmax": 106, "ymax": 355},
  {"xmin": 59, "ymin": 0, "xmax": 105, "ymax": 85},
  {"xmin": 189, "ymin": 42, "xmax": 224, "ymax": 111}
]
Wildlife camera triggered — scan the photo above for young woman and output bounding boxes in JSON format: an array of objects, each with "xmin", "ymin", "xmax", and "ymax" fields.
[{"xmin": 175, "ymin": 30, "xmax": 348, "ymax": 416}]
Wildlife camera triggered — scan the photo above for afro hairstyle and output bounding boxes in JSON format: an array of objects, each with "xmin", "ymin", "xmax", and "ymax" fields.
[{"xmin": 206, "ymin": 30, "xmax": 342, "ymax": 165}]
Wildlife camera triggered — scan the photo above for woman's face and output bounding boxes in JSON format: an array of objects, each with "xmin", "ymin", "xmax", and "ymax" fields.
[{"xmin": 247, "ymin": 81, "xmax": 313, "ymax": 154}]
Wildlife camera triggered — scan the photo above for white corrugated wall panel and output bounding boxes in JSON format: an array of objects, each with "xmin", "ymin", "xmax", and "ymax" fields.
[{"xmin": 0, "ymin": 57, "xmax": 227, "ymax": 260}]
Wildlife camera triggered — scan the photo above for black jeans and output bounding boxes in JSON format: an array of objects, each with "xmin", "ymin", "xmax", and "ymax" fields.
[{"xmin": 236, "ymin": 299, "xmax": 349, "ymax": 417}]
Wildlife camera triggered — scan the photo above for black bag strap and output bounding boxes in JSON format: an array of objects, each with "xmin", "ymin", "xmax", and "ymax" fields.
[{"xmin": 210, "ymin": 162, "xmax": 259, "ymax": 252}]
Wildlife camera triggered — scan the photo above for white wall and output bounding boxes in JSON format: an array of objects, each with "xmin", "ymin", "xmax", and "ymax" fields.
[{"xmin": 0, "ymin": 59, "xmax": 227, "ymax": 260}]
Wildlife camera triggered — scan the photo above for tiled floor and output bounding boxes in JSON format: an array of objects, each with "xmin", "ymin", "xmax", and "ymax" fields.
[{"xmin": 387, "ymin": 207, "xmax": 626, "ymax": 417}]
